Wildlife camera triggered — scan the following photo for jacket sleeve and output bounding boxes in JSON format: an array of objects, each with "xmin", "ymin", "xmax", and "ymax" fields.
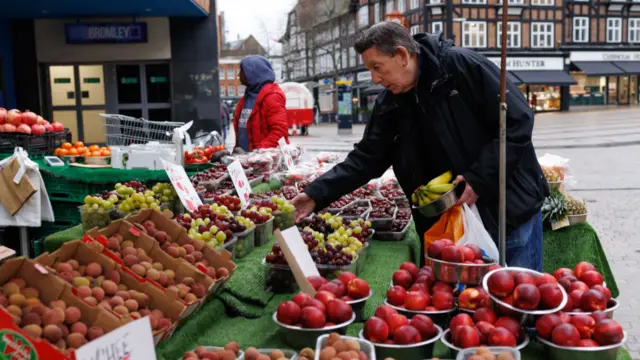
[
  {"xmin": 449, "ymin": 49, "xmax": 535, "ymax": 199},
  {"xmin": 257, "ymin": 93, "xmax": 289, "ymax": 149},
  {"xmin": 303, "ymin": 108, "xmax": 395, "ymax": 211}
]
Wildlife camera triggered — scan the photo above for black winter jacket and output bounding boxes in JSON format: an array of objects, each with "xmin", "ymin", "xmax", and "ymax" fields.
[{"xmin": 304, "ymin": 33, "xmax": 549, "ymax": 246}]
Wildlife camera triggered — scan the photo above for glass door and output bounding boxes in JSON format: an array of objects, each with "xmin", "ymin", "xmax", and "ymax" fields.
[
  {"xmin": 618, "ymin": 76, "xmax": 630, "ymax": 105},
  {"xmin": 111, "ymin": 63, "xmax": 171, "ymax": 121},
  {"xmin": 630, "ymin": 76, "xmax": 638, "ymax": 105},
  {"xmin": 48, "ymin": 64, "xmax": 106, "ymax": 142}
]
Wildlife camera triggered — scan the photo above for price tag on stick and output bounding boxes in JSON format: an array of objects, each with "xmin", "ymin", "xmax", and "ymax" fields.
[
  {"xmin": 278, "ymin": 137, "xmax": 295, "ymax": 171},
  {"xmin": 75, "ymin": 316, "xmax": 156, "ymax": 360},
  {"xmin": 161, "ymin": 158, "xmax": 202, "ymax": 212},
  {"xmin": 228, "ymin": 159, "xmax": 252, "ymax": 208},
  {"xmin": 275, "ymin": 228, "xmax": 320, "ymax": 295}
]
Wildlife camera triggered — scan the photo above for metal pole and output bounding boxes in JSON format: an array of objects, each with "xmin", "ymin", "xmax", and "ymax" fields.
[{"xmin": 498, "ymin": 0, "xmax": 509, "ymax": 266}]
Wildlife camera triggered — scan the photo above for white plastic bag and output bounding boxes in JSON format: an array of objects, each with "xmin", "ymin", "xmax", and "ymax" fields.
[{"xmin": 458, "ymin": 204, "xmax": 499, "ymax": 261}]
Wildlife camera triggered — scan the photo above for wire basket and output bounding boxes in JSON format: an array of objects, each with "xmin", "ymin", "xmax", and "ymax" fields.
[{"xmin": 100, "ymin": 114, "xmax": 185, "ymax": 146}]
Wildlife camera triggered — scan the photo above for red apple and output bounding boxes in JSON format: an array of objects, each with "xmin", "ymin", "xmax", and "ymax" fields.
[
  {"xmin": 392, "ymin": 270, "xmax": 413, "ymax": 289},
  {"xmin": 364, "ymin": 316, "xmax": 389, "ymax": 343},
  {"xmin": 387, "ymin": 286, "xmax": 407, "ymax": 306},
  {"xmin": 399, "ymin": 262, "xmax": 419, "ymax": 280}
]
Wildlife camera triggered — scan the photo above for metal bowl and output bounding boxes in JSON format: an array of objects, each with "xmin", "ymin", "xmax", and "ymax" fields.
[
  {"xmin": 568, "ymin": 214, "xmax": 587, "ymax": 225},
  {"xmin": 441, "ymin": 329, "xmax": 530, "ymax": 358},
  {"xmin": 425, "ymin": 256, "xmax": 498, "ymax": 286},
  {"xmin": 315, "ymin": 334, "xmax": 376, "ymax": 360},
  {"xmin": 272, "ymin": 311, "xmax": 356, "ymax": 349},
  {"xmin": 413, "ymin": 181, "xmax": 464, "ymax": 218},
  {"xmin": 179, "ymin": 347, "xmax": 244, "ymax": 360},
  {"xmin": 565, "ymin": 298, "xmax": 619, "ymax": 318},
  {"xmin": 358, "ymin": 325, "xmax": 442, "ymax": 360},
  {"xmin": 482, "ymin": 267, "xmax": 568, "ymax": 325},
  {"xmin": 346, "ymin": 290, "xmax": 373, "ymax": 322},
  {"xmin": 536, "ymin": 332, "xmax": 627, "ymax": 360},
  {"xmin": 383, "ymin": 299, "xmax": 456, "ymax": 328}
]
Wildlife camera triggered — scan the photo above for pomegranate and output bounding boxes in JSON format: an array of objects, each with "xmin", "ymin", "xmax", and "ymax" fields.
[
  {"xmin": 4, "ymin": 124, "xmax": 16, "ymax": 132},
  {"xmin": 36, "ymin": 115, "xmax": 46, "ymax": 125},
  {"xmin": 0, "ymin": 108, "xmax": 6, "ymax": 124},
  {"xmin": 17, "ymin": 124, "xmax": 31, "ymax": 134},
  {"xmin": 51, "ymin": 121, "xmax": 64, "ymax": 132},
  {"xmin": 7, "ymin": 109, "xmax": 22, "ymax": 126},
  {"xmin": 31, "ymin": 124, "xmax": 45, "ymax": 135},
  {"xmin": 22, "ymin": 111, "xmax": 37, "ymax": 125},
  {"xmin": 44, "ymin": 122, "xmax": 53, "ymax": 132}
]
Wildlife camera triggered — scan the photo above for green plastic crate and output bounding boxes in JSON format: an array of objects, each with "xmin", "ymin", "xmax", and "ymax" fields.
[
  {"xmin": 42, "ymin": 173, "xmax": 94, "ymax": 203},
  {"xmin": 33, "ymin": 238, "xmax": 44, "ymax": 257},
  {"xmin": 51, "ymin": 201, "xmax": 82, "ymax": 223}
]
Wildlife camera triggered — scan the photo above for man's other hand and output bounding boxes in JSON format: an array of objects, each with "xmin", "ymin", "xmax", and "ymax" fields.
[
  {"xmin": 455, "ymin": 175, "xmax": 479, "ymax": 205},
  {"xmin": 291, "ymin": 193, "xmax": 316, "ymax": 222}
]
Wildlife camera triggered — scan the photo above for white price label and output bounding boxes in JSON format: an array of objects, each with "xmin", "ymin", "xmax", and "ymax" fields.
[
  {"xmin": 75, "ymin": 316, "xmax": 156, "ymax": 360},
  {"xmin": 161, "ymin": 159, "xmax": 203, "ymax": 213},
  {"xmin": 278, "ymin": 137, "xmax": 295, "ymax": 170},
  {"xmin": 228, "ymin": 160, "xmax": 252, "ymax": 208}
]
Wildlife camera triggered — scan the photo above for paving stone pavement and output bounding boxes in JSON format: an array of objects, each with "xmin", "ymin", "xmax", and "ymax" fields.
[{"xmin": 229, "ymin": 107, "xmax": 640, "ymax": 357}]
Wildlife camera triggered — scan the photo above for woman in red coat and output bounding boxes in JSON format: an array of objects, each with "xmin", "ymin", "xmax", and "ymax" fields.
[{"xmin": 233, "ymin": 56, "xmax": 288, "ymax": 152}]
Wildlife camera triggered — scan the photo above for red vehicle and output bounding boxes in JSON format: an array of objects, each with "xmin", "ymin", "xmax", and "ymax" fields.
[{"xmin": 280, "ymin": 82, "xmax": 314, "ymax": 135}]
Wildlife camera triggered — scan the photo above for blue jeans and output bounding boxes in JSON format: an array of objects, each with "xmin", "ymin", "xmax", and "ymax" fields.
[{"xmin": 506, "ymin": 211, "xmax": 543, "ymax": 272}]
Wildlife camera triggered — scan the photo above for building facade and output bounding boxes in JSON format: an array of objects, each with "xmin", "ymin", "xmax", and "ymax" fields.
[
  {"xmin": 218, "ymin": 35, "xmax": 267, "ymax": 103},
  {"xmin": 0, "ymin": 0, "xmax": 224, "ymax": 142}
]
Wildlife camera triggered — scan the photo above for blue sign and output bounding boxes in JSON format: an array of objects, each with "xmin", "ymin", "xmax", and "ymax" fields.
[{"xmin": 65, "ymin": 23, "xmax": 148, "ymax": 44}]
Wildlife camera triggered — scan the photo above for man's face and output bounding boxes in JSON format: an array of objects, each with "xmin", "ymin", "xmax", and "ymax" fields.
[
  {"xmin": 239, "ymin": 69, "xmax": 247, "ymax": 86},
  {"xmin": 362, "ymin": 46, "xmax": 416, "ymax": 94}
]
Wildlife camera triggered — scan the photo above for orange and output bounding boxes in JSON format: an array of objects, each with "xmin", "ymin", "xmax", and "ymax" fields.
[
  {"xmin": 59, "ymin": 148, "xmax": 69, "ymax": 156},
  {"xmin": 92, "ymin": 151, "xmax": 102, "ymax": 157},
  {"xmin": 68, "ymin": 148, "xmax": 78, "ymax": 156},
  {"xmin": 62, "ymin": 142, "xmax": 72, "ymax": 150},
  {"xmin": 76, "ymin": 146, "xmax": 86, "ymax": 154},
  {"xmin": 89, "ymin": 145, "xmax": 99, "ymax": 151},
  {"xmin": 54, "ymin": 148, "xmax": 61, "ymax": 156},
  {"xmin": 73, "ymin": 141, "xmax": 84, "ymax": 148},
  {"xmin": 99, "ymin": 147, "xmax": 107, "ymax": 152},
  {"xmin": 84, "ymin": 150, "xmax": 91, "ymax": 157},
  {"xmin": 100, "ymin": 149, "xmax": 111, "ymax": 156}
]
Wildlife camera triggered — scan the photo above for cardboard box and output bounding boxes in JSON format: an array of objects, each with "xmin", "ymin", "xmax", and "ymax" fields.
[
  {"xmin": 0, "ymin": 257, "xmax": 122, "ymax": 360},
  {"xmin": 86, "ymin": 220, "xmax": 214, "ymax": 319}
]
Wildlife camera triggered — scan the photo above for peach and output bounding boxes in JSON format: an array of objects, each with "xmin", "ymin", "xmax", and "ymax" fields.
[
  {"xmin": 29, "ymin": 304, "xmax": 47, "ymax": 317},
  {"xmin": 77, "ymin": 285, "xmax": 92, "ymax": 299},
  {"xmin": 573, "ymin": 262, "xmax": 597, "ymax": 280},
  {"xmin": 98, "ymin": 300, "xmax": 112, "ymax": 311},
  {"xmin": 67, "ymin": 332, "xmax": 85, "ymax": 349},
  {"xmin": 43, "ymin": 308, "xmax": 65, "ymax": 326},
  {"xmin": 458, "ymin": 288, "xmax": 482, "ymax": 310},
  {"xmin": 157, "ymin": 318, "xmax": 172, "ymax": 330},
  {"xmin": 87, "ymin": 326, "xmax": 104, "ymax": 341},
  {"xmin": 9, "ymin": 293, "xmax": 26, "ymax": 307},
  {"xmin": 487, "ymin": 271, "xmax": 515, "ymax": 298},
  {"xmin": 551, "ymin": 323, "xmax": 581, "ymax": 346},
  {"xmin": 166, "ymin": 247, "xmax": 180, "ymax": 258},
  {"xmin": 59, "ymin": 272, "xmax": 75, "ymax": 283},
  {"xmin": 131, "ymin": 264, "xmax": 147, "ymax": 277},
  {"xmin": 22, "ymin": 324, "xmax": 42, "ymax": 339},
  {"xmin": 108, "ymin": 237, "xmax": 120, "ymax": 251},
  {"xmin": 488, "ymin": 327, "xmax": 517, "ymax": 347},
  {"xmin": 70, "ymin": 322, "xmax": 88, "ymax": 336},
  {"xmin": 86, "ymin": 263, "xmax": 102, "ymax": 278},
  {"xmin": 122, "ymin": 247, "xmax": 137, "ymax": 257},
  {"xmin": 55, "ymin": 262, "xmax": 73, "ymax": 273},
  {"xmin": 571, "ymin": 314, "xmax": 596, "ymax": 339},
  {"xmin": 84, "ymin": 296, "xmax": 98, "ymax": 306},
  {"xmin": 91, "ymin": 287, "xmax": 105, "ymax": 301},
  {"xmin": 114, "ymin": 305, "xmax": 129, "ymax": 315},
  {"xmin": 581, "ymin": 289, "xmax": 607, "ymax": 312},
  {"xmin": 593, "ymin": 319, "xmax": 624, "ymax": 345},
  {"xmin": 64, "ymin": 307, "xmax": 81, "ymax": 325},
  {"xmin": 105, "ymin": 270, "xmax": 121, "ymax": 284},
  {"xmin": 109, "ymin": 296, "xmax": 125, "ymax": 308},
  {"xmin": 50, "ymin": 300, "xmax": 66, "ymax": 310},
  {"xmin": 536, "ymin": 314, "xmax": 564, "ymax": 339},
  {"xmin": 123, "ymin": 255, "xmax": 140, "ymax": 268},
  {"xmin": 151, "ymin": 309, "xmax": 164, "ymax": 319},
  {"xmin": 22, "ymin": 312, "xmax": 42, "ymax": 326},
  {"xmin": 140, "ymin": 262, "xmax": 153, "ymax": 271},
  {"xmin": 102, "ymin": 280, "xmax": 118, "ymax": 296},
  {"xmin": 514, "ymin": 272, "xmax": 536, "ymax": 286},
  {"xmin": 146, "ymin": 269, "xmax": 161, "ymax": 282},
  {"xmin": 124, "ymin": 299, "xmax": 139, "ymax": 312},
  {"xmin": 22, "ymin": 287, "xmax": 39, "ymax": 299},
  {"xmin": 216, "ymin": 268, "xmax": 229, "ymax": 279},
  {"xmin": 43, "ymin": 324, "xmax": 63, "ymax": 343},
  {"xmin": 24, "ymin": 298, "xmax": 40, "ymax": 308}
]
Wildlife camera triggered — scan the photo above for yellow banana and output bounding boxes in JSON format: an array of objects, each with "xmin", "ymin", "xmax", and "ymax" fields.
[
  {"xmin": 411, "ymin": 192, "xmax": 419, "ymax": 204},
  {"xmin": 427, "ymin": 183, "xmax": 455, "ymax": 194},
  {"xmin": 427, "ymin": 192, "xmax": 441, "ymax": 200},
  {"xmin": 427, "ymin": 171, "xmax": 453, "ymax": 187},
  {"xmin": 417, "ymin": 191, "xmax": 431, "ymax": 206}
]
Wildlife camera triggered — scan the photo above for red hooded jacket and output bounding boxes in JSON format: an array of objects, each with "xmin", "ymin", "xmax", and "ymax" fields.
[{"xmin": 233, "ymin": 83, "xmax": 289, "ymax": 150}]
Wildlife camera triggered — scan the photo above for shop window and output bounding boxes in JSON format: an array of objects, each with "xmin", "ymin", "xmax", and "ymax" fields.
[
  {"xmin": 432, "ymin": 21, "xmax": 443, "ymax": 33},
  {"xmin": 531, "ymin": 0, "xmax": 553, "ymax": 5},
  {"xmin": 358, "ymin": 6, "xmax": 370, "ymax": 28},
  {"xmin": 629, "ymin": 18, "xmax": 640, "ymax": 43},
  {"xmin": 219, "ymin": 68, "xmax": 225, "ymax": 80},
  {"xmin": 411, "ymin": 25, "xmax": 420, "ymax": 35},
  {"xmin": 497, "ymin": 22, "xmax": 521, "ymax": 48},
  {"xmin": 374, "ymin": 3, "xmax": 381, "ymax": 23},
  {"xmin": 528, "ymin": 86, "xmax": 561, "ymax": 111},
  {"xmin": 342, "ymin": 49, "xmax": 348, "ymax": 69},
  {"xmin": 220, "ymin": 86, "xmax": 226, "ymax": 97},
  {"xmin": 462, "ymin": 0, "xmax": 487, "ymax": 3},
  {"xmin": 349, "ymin": 47, "xmax": 357, "ymax": 67},
  {"xmin": 463, "ymin": 22, "xmax": 487, "ymax": 48},
  {"xmin": 116, "ymin": 65, "xmax": 141, "ymax": 104},
  {"xmin": 573, "ymin": 17, "xmax": 589, "ymax": 43},
  {"xmin": 227, "ymin": 68, "xmax": 236, "ymax": 80},
  {"xmin": 148, "ymin": 108, "xmax": 171, "ymax": 122},
  {"xmin": 228, "ymin": 85, "xmax": 236, "ymax": 97},
  {"xmin": 146, "ymin": 64, "xmax": 170, "ymax": 104},
  {"xmin": 607, "ymin": 18, "xmax": 622, "ymax": 43},
  {"xmin": 531, "ymin": 22, "xmax": 554, "ymax": 48},
  {"xmin": 386, "ymin": 0, "xmax": 395, "ymax": 13},
  {"xmin": 398, "ymin": 0, "xmax": 406, "ymax": 12},
  {"xmin": 410, "ymin": 0, "xmax": 420, "ymax": 9}
]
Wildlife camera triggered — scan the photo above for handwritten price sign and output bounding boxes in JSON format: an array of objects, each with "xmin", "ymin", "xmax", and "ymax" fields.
[
  {"xmin": 228, "ymin": 160, "xmax": 252, "ymax": 208},
  {"xmin": 161, "ymin": 159, "xmax": 202, "ymax": 212},
  {"xmin": 278, "ymin": 138, "xmax": 295, "ymax": 171},
  {"xmin": 75, "ymin": 316, "xmax": 156, "ymax": 360}
]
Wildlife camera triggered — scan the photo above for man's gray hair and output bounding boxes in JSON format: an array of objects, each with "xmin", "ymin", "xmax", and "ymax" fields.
[{"xmin": 354, "ymin": 21, "xmax": 419, "ymax": 56}]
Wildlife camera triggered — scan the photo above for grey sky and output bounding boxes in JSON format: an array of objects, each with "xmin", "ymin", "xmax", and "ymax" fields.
[{"xmin": 217, "ymin": 0, "xmax": 297, "ymax": 52}]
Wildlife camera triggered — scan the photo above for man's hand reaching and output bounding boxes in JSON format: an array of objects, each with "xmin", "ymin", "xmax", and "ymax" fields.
[{"xmin": 291, "ymin": 193, "xmax": 316, "ymax": 222}]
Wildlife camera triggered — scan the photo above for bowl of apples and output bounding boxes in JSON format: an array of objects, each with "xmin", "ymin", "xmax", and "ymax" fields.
[
  {"xmin": 425, "ymin": 240, "xmax": 498, "ymax": 285},
  {"xmin": 535, "ymin": 313, "xmax": 627, "ymax": 360},
  {"xmin": 482, "ymin": 267, "xmax": 568, "ymax": 325},
  {"xmin": 440, "ymin": 311, "xmax": 530, "ymax": 358},
  {"xmin": 360, "ymin": 305, "xmax": 443, "ymax": 360}
]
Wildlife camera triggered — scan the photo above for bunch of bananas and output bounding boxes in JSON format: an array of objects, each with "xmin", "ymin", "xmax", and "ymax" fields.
[{"xmin": 411, "ymin": 171, "xmax": 455, "ymax": 206}]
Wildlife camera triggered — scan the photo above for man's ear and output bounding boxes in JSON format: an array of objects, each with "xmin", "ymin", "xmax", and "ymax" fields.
[{"xmin": 395, "ymin": 46, "xmax": 411, "ymax": 66}]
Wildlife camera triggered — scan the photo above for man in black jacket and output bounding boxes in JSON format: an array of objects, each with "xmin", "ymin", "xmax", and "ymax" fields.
[{"xmin": 292, "ymin": 22, "xmax": 549, "ymax": 270}]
